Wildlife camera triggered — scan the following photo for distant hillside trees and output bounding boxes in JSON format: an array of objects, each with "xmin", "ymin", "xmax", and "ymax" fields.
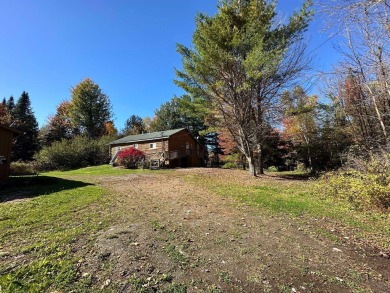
[{"xmin": 175, "ymin": 0, "xmax": 313, "ymax": 176}]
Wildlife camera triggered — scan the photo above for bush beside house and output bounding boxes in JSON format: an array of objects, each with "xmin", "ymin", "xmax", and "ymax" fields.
[{"xmin": 117, "ymin": 147, "xmax": 145, "ymax": 169}]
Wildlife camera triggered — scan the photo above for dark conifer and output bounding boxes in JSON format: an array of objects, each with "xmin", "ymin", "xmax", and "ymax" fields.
[{"xmin": 11, "ymin": 92, "xmax": 40, "ymax": 161}]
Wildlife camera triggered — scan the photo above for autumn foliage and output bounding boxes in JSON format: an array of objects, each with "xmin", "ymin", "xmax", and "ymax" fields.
[{"xmin": 118, "ymin": 147, "xmax": 145, "ymax": 169}]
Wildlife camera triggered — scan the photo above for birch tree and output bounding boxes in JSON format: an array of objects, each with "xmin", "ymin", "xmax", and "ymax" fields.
[{"xmin": 324, "ymin": 0, "xmax": 390, "ymax": 146}]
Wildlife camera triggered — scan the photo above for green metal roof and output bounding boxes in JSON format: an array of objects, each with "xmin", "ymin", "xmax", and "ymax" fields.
[{"xmin": 109, "ymin": 128, "xmax": 186, "ymax": 145}]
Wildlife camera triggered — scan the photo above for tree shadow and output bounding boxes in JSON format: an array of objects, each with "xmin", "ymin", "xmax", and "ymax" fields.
[
  {"xmin": 264, "ymin": 172, "xmax": 312, "ymax": 181},
  {"xmin": 0, "ymin": 176, "xmax": 94, "ymax": 203}
]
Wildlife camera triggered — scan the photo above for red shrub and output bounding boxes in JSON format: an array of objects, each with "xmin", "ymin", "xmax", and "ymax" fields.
[{"xmin": 118, "ymin": 147, "xmax": 145, "ymax": 169}]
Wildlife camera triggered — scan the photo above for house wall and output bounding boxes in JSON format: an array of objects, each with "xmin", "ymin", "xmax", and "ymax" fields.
[
  {"xmin": 0, "ymin": 127, "xmax": 14, "ymax": 180},
  {"xmin": 168, "ymin": 129, "xmax": 203, "ymax": 167},
  {"xmin": 110, "ymin": 129, "xmax": 204, "ymax": 168},
  {"xmin": 110, "ymin": 139, "xmax": 167, "ymax": 159}
]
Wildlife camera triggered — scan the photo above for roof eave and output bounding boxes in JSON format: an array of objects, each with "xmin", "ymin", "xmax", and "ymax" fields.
[
  {"xmin": 0, "ymin": 124, "xmax": 23, "ymax": 136},
  {"xmin": 109, "ymin": 136, "xmax": 170, "ymax": 145}
]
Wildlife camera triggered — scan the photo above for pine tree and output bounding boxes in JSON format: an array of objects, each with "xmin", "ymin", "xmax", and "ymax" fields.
[
  {"xmin": 150, "ymin": 99, "xmax": 182, "ymax": 132},
  {"xmin": 151, "ymin": 95, "xmax": 207, "ymax": 137},
  {"xmin": 6, "ymin": 96, "xmax": 15, "ymax": 112},
  {"xmin": 175, "ymin": 0, "xmax": 313, "ymax": 176},
  {"xmin": 11, "ymin": 92, "xmax": 40, "ymax": 161}
]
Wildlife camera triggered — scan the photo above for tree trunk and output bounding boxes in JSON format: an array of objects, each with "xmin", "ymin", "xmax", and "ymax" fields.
[
  {"xmin": 257, "ymin": 144, "xmax": 264, "ymax": 174},
  {"xmin": 247, "ymin": 154, "xmax": 256, "ymax": 176},
  {"xmin": 241, "ymin": 154, "xmax": 246, "ymax": 170},
  {"xmin": 365, "ymin": 84, "xmax": 388, "ymax": 141}
]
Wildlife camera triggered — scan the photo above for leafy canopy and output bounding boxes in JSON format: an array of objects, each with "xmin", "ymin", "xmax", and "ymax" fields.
[{"xmin": 70, "ymin": 78, "xmax": 112, "ymax": 138}]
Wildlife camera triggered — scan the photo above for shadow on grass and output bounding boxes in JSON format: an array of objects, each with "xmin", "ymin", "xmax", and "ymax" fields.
[
  {"xmin": 266, "ymin": 172, "xmax": 313, "ymax": 181},
  {"xmin": 0, "ymin": 176, "xmax": 93, "ymax": 203}
]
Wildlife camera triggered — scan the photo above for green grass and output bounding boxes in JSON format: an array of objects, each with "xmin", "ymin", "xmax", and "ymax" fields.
[
  {"xmin": 184, "ymin": 172, "xmax": 338, "ymax": 217},
  {"xmin": 0, "ymin": 174, "xmax": 111, "ymax": 292},
  {"xmin": 165, "ymin": 244, "xmax": 188, "ymax": 265},
  {"xmin": 184, "ymin": 171, "xmax": 390, "ymax": 249},
  {"xmin": 43, "ymin": 164, "xmax": 152, "ymax": 176}
]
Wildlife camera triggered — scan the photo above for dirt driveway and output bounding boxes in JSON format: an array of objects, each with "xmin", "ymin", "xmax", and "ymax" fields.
[{"xmin": 78, "ymin": 169, "xmax": 389, "ymax": 292}]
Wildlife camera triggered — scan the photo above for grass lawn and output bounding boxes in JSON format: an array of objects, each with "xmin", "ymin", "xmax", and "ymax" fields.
[
  {"xmin": 0, "ymin": 165, "xmax": 166, "ymax": 292},
  {"xmin": 0, "ymin": 166, "xmax": 389, "ymax": 292},
  {"xmin": 183, "ymin": 169, "xmax": 390, "ymax": 250},
  {"xmin": 44, "ymin": 164, "xmax": 152, "ymax": 176},
  {"xmin": 0, "ymin": 173, "xmax": 111, "ymax": 292}
]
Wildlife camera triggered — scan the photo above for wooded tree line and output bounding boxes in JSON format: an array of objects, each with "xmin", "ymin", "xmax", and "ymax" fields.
[
  {"xmin": 1, "ymin": 0, "xmax": 389, "ymax": 176},
  {"xmin": 1, "ymin": 78, "xmax": 115, "ymax": 162}
]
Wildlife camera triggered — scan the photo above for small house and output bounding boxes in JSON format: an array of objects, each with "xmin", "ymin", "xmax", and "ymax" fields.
[
  {"xmin": 0, "ymin": 124, "xmax": 22, "ymax": 180},
  {"xmin": 109, "ymin": 128, "xmax": 204, "ymax": 168}
]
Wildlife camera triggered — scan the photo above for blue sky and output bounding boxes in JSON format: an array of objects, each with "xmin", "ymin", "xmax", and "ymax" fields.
[{"xmin": 0, "ymin": 0, "xmax": 339, "ymax": 130}]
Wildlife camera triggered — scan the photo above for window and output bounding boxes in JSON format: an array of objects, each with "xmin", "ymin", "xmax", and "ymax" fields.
[
  {"xmin": 133, "ymin": 144, "xmax": 138, "ymax": 149},
  {"xmin": 150, "ymin": 143, "xmax": 156, "ymax": 149}
]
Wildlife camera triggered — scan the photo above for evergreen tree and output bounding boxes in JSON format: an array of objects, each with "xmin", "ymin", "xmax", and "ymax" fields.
[
  {"xmin": 6, "ymin": 96, "xmax": 15, "ymax": 113},
  {"xmin": 70, "ymin": 78, "xmax": 112, "ymax": 138},
  {"xmin": 151, "ymin": 95, "xmax": 207, "ymax": 138},
  {"xmin": 11, "ymin": 92, "xmax": 39, "ymax": 161},
  {"xmin": 150, "ymin": 98, "xmax": 182, "ymax": 132},
  {"xmin": 175, "ymin": 0, "xmax": 313, "ymax": 176}
]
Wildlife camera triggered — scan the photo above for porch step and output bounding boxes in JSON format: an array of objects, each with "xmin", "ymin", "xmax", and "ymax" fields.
[{"xmin": 109, "ymin": 150, "xmax": 120, "ymax": 166}]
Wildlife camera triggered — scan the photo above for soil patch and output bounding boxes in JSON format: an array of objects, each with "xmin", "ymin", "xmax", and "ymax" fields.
[{"xmin": 77, "ymin": 169, "xmax": 390, "ymax": 292}]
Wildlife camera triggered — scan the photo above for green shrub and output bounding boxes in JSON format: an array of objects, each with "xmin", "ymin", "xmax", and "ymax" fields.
[
  {"xmin": 34, "ymin": 135, "xmax": 115, "ymax": 171},
  {"xmin": 221, "ymin": 154, "xmax": 241, "ymax": 169},
  {"xmin": 10, "ymin": 161, "xmax": 38, "ymax": 176},
  {"xmin": 316, "ymin": 150, "xmax": 390, "ymax": 211},
  {"xmin": 222, "ymin": 162, "xmax": 237, "ymax": 169},
  {"xmin": 267, "ymin": 166, "xmax": 278, "ymax": 172},
  {"xmin": 296, "ymin": 163, "xmax": 308, "ymax": 173},
  {"xmin": 317, "ymin": 171, "xmax": 390, "ymax": 211}
]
